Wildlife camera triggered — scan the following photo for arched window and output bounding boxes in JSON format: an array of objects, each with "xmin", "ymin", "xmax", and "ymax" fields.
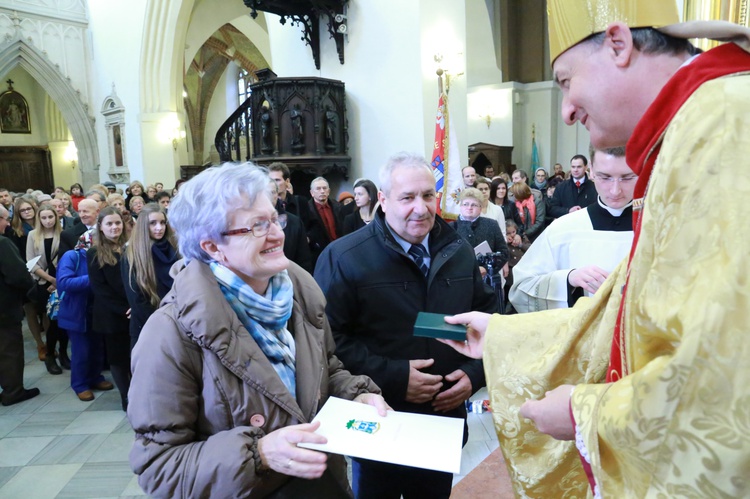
[{"xmin": 238, "ymin": 68, "xmax": 252, "ymax": 103}]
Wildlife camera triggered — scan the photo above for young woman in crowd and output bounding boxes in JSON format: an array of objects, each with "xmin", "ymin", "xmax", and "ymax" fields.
[
  {"xmin": 126, "ymin": 181, "xmax": 145, "ymax": 211},
  {"xmin": 70, "ymin": 183, "xmax": 84, "ymax": 211},
  {"xmin": 26, "ymin": 204, "xmax": 69, "ymax": 374},
  {"xmin": 129, "ymin": 195, "xmax": 145, "ymax": 219},
  {"xmin": 108, "ymin": 193, "xmax": 134, "ymax": 239},
  {"xmin": 343, "ymin": 179, "xmax": 378, "ymax": 235},
  {"xmin": 87, "ymin": 207, "xmax": 131, "ymax": 410},
  {"xmin": 122, "ymin": 203, "xmax": 179, "ymax": 349},
  {"xmin": 475, "ymin": 176, "xmax": 506, "ymax": 234},
  {"xmin": 10, "ymin": 197, "xmax": 47, "ymax": 359},
  {"xmin": 490, "ymin": 178, "xmax": 523, "ymax": 230},
  {"xmin": 509, "ymin": 182, "xmax": 546, "ymax": 242}
]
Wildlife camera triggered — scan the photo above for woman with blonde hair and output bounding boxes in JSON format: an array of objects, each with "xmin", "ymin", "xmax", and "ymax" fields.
[
  {"xmin": 26, "ymin": 203, "xmax": 69, "ymax": 374},
  {"xmin": 122, "ymin": 203, "xmax": 179, "ymax": 349},
  {"xmin": 10, "ymin": 197, "xmax": 47, "ymax": 359}
]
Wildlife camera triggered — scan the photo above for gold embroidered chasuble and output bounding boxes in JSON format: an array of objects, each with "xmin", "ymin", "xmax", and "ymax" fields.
[{"xmin": 484, "ymin": 73, "xmax": 750, "ymax": 498}]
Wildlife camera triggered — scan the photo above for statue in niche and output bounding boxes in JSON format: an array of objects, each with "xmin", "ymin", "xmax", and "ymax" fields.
[
  {"xmin": 112, "ymin": 125, "xmax": 123, "ymax": 166},
  {"xmin": 260, "ymin": 105, "xmax": 272, "ymax": 153},
  {"xmin": 324, "ymin": 106, "xmax": 338, "ymax": 151},
  {"xmin": 290, "ymin": 106, "xmax": 304, "ymax": 148}
]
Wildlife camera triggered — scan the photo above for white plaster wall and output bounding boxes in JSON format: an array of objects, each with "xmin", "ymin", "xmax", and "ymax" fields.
[
  {"xmin": 267, "ymin": 0, "xmax": 450, "ymax": 186},
  {"xmin": 465, "ymin": 0, "xmax": 502, "ymax": 87},
  {"xmin": 202, "ymin": 63, "xmax": 236, "ymax": 164},
  {"xmin": 87, "ymin": 0, "xmax": 148, "ymax": 183},
  {"xmin": 467, "ymin": 84, "xmax": 513, "ymax": 147},
  {"xmin": 0, "ymin": 66, "xmax": 49, "ymax": 147}
]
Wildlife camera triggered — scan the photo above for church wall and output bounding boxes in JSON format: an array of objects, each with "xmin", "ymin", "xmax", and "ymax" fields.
[
  {"xmin": 87, "ymin": 0, "xmax": 148, "ymax": 186},
  {"xmin": 266, "ymin": 1, "xmax": 463, "ymax": 188},
  {"xmin": 202, "ymin": 62, "xmax": 237, "ymax": 164}
]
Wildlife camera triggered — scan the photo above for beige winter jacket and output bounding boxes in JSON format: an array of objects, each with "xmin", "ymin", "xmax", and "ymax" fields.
[{"xmin": 127, "ymin": 259, "xmax": 380, "ymax": 498}]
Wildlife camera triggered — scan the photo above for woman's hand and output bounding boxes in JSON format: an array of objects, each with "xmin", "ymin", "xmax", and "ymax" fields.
[
  {"xmin": 502, "ymin": 263, "xmax": 509, "ymax": 278},
  {"xmin": 353, "ymin": 393, "xmax": 391, "ymax": 417},
  {"xmin": 257, "ymin": 421, "xmax": 329, "ymax": 479},
  {"xmin": 479, "ymin": 266, "xmax": 488, "ymax": 278}
]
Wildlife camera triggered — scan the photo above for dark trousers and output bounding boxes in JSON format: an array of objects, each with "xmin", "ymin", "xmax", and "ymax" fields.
[
  {"xmin": 351, "ymin": 458, "xmax": 452, "ymax": 499},
  {"xmin": 67, "ymin": 328, "xmax": 105, "ymax": 393},
  {"xmin": 45, "ymin": 320, "xmax": 68, "ymax": 357},
  {"xmin": 101, "ymin": 333, "xmax": 131, "ymax": 405},
  {"xmin": 0, "ymin": 322, "xmax": 25, "ymax": 403}
]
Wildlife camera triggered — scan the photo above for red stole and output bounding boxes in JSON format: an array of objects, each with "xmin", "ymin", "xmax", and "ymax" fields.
[{"xmin": 607, "ymin": 43, "xmax": 750, "ymax": 382}]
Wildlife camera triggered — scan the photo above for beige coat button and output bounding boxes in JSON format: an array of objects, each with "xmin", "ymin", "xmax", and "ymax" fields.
[{"xmin": 250, "ymin": 414, "xmax": 265, "ymax": 427}]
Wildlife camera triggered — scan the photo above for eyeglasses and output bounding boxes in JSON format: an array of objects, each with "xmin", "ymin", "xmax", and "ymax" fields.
[
  {"xmin": 460, "ymin": 202, "xmax": 481, "ymax": 209},
  {"xmin": 221, "ymin": 214, "xmax": 287, "ymax": 238},
  {"xmin": 595, "ymin": 175, "xmax": 637, "ymax": 184}
]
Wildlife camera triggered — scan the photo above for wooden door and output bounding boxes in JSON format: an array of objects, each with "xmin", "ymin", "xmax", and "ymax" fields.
[{"xmin": 0, "ymin": 146, "xmax": 54, "ymax": 193}]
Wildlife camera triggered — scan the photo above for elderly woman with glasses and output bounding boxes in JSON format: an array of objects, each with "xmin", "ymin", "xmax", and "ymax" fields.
[
  {"xmin": 128, "ymin": 163, "xmax": 387, "ymax": 498},
  {"xmin": 451, "ymin": 188, "xmax": 509, "ymax": 276}
]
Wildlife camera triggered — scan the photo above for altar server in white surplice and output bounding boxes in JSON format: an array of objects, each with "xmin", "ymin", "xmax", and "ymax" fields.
[{"xmin": 509, "ymin": 147, "xmax": 635, "ymax": 313}]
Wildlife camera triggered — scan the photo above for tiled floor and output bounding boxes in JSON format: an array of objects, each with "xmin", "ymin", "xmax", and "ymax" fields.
[{"xmin": 0, "ymin": 325, "xmax": 499, "ymax": 498}]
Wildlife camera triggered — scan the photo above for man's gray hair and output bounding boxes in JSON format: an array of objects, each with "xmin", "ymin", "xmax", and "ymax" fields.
[
  {"xmin": 310, "ymin": 177, "xmax": 329, "ymax": 189},
  {"xmin": 378, "ymin": 152, "xmax": 433, "ymax": 196},
  {"xmin": 586, "ymin": 28, "xmax": 700, "ymax": 57},
  {"xmin": 85, "ymin": 190, "xmax": 106, "ymax": 202},
  {"xmin": 169, "ymin": 162, "xmax": 272, "ymax": 264}
]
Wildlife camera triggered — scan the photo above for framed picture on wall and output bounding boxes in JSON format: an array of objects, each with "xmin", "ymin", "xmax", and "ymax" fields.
[{"xmin": 0, "ymin": 81, "xmax": 31, "ymax": 134}]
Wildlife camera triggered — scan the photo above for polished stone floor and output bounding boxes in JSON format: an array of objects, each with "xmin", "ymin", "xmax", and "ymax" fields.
[{"xmin": 0, "ymin": 325, "xmax": 499, "ymax": 498}]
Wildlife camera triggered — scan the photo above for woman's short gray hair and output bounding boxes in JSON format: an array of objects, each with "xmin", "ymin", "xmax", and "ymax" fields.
[
  {"xmin": 378, "ymin": 152, "xmax": 433, "ymax": 196},
  {"xmin": 169, "ymin": 162, "xmax": 272, "ymax": 263}
]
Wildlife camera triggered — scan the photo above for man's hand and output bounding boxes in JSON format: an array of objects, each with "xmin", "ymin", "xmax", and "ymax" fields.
[
  {"xmin": 519, "ymin": 385, "xmax": 576, "ymax": 441},
  {"xmin": 568, "ymin": 265, "xmax": 609, "ymax": 294},
  {"xmin": 439, "ymin": 312, "xmax": 491, "ymax": 359},
  {"xmin": 353, "ymin": 393, "xmax": 392, "ymax": 416},
  {"xmin": 432, "ymin": 369, "xmax": 472, "ymax": 412},
  {"xmin": 479, "ymin": 266, "xmax": 487, "ymax": 278},
  {"xmin": 569, "ymin": 206, "xmax": 582, "ymax": 213},
  {"xmin": 502, "ymin": 263, "xmax": 509, "ymax": 278},
  {"xmin": 405, "ymin": 359, "xmax": 443, "ymax": 403}
]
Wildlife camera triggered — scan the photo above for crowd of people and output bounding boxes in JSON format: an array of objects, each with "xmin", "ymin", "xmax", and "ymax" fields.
[{"xmin": 0, "ymin": 149, "xmax": 631, "ymax": 496}]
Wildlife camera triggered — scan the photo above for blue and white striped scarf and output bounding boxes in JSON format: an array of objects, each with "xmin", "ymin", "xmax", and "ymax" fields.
[{"xmin": 210, "ymin": 262, "xmax": 296, "ymax": 398}]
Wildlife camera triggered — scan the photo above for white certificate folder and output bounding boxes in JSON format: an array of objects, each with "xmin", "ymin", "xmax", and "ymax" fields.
[{"xmin": 298, "ymin": 396, "xmax": 464, "ymax": 474}]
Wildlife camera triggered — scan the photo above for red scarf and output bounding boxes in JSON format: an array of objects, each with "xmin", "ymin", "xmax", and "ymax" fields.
[
  {"xmin": 515, "ymin": 196, "xmax": 536, "ymax": 225},
  {"xmin": 607, "ymin": 43, "xmax": 750, "ymax": 382}
]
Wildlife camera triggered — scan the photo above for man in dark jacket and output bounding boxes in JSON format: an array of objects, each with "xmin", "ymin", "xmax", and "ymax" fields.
[
  {"xmin": 269, "ymin": 180, "xmax": 313, "ymax": 273},
  {"xmin": 0, "ymin": 204, "xmax": 40, "ymax": 406},
  {"xmin": 548, "ymin": 154, "xmax": 597, "ymax": 219},
  {"xmin": 59, "ymin": 199, "xmax": 99, "ymax": 254},
  {"xmin": 315, "ymin": 153, "xmax": 498, "ymax": 499},
  {"xmin": 268, "ymin": 162, "xmax": 308, "ymax": 225},
  {"xmin": 306, "ymin": 176, "xmax": 343, "ymax": 267}
]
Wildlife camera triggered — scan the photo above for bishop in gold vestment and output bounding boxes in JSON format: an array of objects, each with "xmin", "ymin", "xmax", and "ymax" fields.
[{"xmin": 444, "ymin": 2, "xmax": 750, "ymax": 497}]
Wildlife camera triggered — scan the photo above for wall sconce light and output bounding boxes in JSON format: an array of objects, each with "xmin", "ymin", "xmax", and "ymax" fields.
[
  {"xmin": 64, "ymin": 143, "xmax": 78, "ymax": 169},
  {"xmin": 433, "ymin": 53, "xmax": 464, "ymax": 94},
  {"xmin": 167, "ymin": 127, "xmax": 186, "ymax": 150}
]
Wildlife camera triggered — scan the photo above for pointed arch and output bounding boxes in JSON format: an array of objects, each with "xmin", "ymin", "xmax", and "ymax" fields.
[{"xmin": 0, "ymin": 36, "xmax": 99, "ymax": 187}]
